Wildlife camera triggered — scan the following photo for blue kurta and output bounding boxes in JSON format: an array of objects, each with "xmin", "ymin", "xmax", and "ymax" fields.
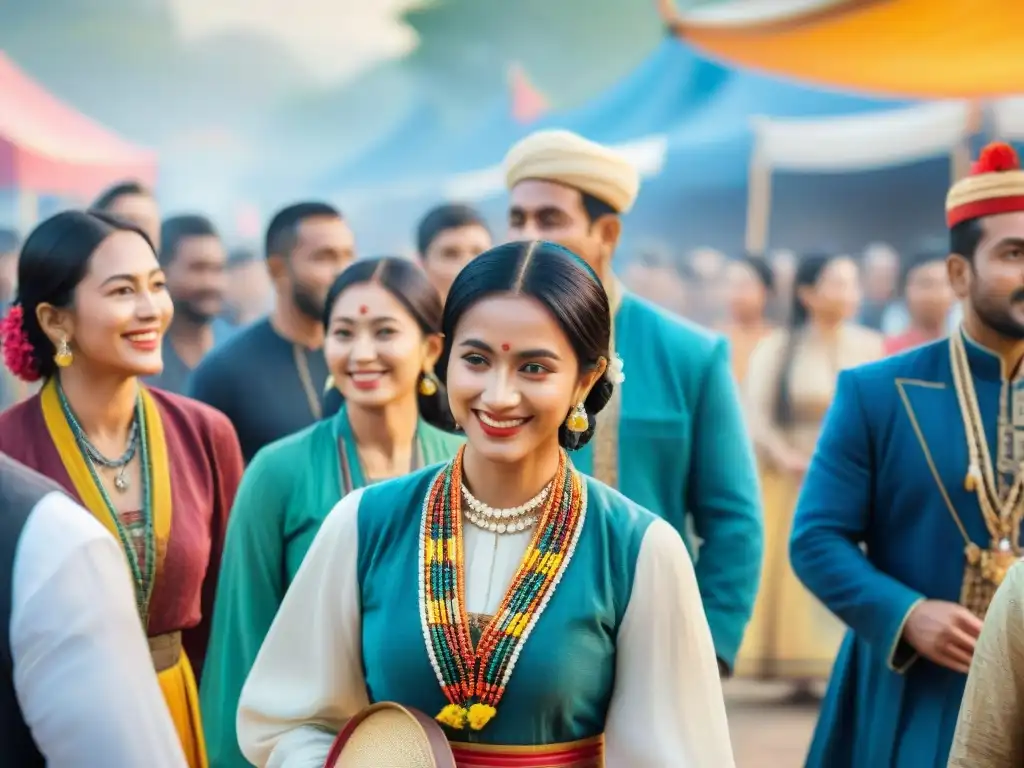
[
  {"xmin": 791, "ymin": 333, "xmax": 1008, "ymax": 767},
  {"xmin": 573, "ymin": 291, "xmax": 763, "ymax": 667}
]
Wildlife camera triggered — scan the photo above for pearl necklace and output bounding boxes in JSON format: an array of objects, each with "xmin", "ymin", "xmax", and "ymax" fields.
[{"xmin": 461, "ymin": 481, "xmax": 551, "ymax": 534}]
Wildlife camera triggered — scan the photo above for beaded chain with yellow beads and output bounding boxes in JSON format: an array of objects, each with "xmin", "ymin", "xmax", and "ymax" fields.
[{"xmin": 418, "ymin": 445, "xmax": 586, "ymax": 733}]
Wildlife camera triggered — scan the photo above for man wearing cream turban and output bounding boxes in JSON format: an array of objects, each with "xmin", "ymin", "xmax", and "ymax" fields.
[{"xmin": 504, "ymin": 129, "xmax": 763, "ymax": 675}]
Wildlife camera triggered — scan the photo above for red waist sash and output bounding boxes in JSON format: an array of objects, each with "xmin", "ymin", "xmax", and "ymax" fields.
[
  {"xmin": 449, "ymin": 736, "xmax": 604, "ymax": 768},
  {"xmin": 322, "ymin": 702, "xmax": 604, "ymax": 768}
]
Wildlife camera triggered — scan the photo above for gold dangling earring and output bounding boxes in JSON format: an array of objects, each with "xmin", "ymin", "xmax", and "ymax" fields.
[
  {"xmin": 418, "ymin": 369, "xmax": 438, "ymax": 396},
  {"xmin": 565, "ymin": 402, "xmax": 589, "ymax": 433},
  {"xmin": 54, "ymin": 335, "xmax": 73, "ymax": 368}
]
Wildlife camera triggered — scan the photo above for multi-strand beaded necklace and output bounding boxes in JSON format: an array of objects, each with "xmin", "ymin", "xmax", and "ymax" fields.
[
  {"xmin": 419, "ymin": 446, "xmax": 586, "ymax": 733},
  {"xmin": 951, "ymin": 331, "xmax": 1024, "ymax": 589},
  {"xmin": 57, "ymin": 380, "xmax": 156, "ymax": 625}
]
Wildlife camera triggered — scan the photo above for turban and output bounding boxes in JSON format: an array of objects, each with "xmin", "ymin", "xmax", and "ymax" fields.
[
  {"xmin": 947, "ymin": 142, "xmax": 1024, "ymax": 228},
  {"xmin": 504, "ymin": 130, "xmax": 640, "ymax": 214}
]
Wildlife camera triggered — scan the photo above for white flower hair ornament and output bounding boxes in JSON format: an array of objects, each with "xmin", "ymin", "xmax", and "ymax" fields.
[{"xmin": 607, "ymin": 354, "xmax": 625, "ymax": 385}]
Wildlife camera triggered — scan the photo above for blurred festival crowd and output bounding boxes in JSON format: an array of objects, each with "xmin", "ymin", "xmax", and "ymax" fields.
[{"xmin": 2, "ymin": 128, "xmax": 1024, "ymax": 768}]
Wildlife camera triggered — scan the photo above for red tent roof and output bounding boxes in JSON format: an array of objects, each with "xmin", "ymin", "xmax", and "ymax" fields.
[{"xmin": 0, "ymin": 52, "xmax": 157, "ymax": 198}]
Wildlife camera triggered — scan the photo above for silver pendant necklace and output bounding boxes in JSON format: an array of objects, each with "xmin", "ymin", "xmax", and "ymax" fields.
[{"xmin": 58, "ymin": 382, "xmax": 140, "ymax": 493}]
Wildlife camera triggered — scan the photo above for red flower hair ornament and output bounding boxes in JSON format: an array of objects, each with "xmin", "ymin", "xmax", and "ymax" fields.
[{"xmin": 0, "ymin": 304, "xmax": 40, "ymax": 382}]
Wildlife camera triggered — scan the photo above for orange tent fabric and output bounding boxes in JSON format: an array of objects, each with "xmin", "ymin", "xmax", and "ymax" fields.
[
  {"xmin": 0, "ymin": 52, "xmax": 157, "ymax": 197},
  {"xmin": 665, "ymin": 0, "xmax": 1024, "ymax": 99}
]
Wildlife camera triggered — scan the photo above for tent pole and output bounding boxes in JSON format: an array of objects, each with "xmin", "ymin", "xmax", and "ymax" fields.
[
  {"xmin": 951, "ymin": 143, "xmax": 968, "ymax": 183},
  {"xmin": 745, "ymin": 126, "xmax": 772, "ymax": 256},
  {"xmin": 952, "ymin": 99, "xmax": 982, "ymax": 181}
]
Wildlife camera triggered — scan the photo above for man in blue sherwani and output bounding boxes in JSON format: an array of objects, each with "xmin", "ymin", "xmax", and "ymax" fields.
[
  {"xmin": 503, "ymin": 129, "xmax": 763, "ymax": 674},
  {"xmin": 791, "ymin": 141, "xmax": 1024, "ymax": 767}
]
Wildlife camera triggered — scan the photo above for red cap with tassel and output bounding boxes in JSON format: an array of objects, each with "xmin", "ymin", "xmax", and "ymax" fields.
[{"xmin": 947, "ymin": 142, "xmax": 1024, "ymax": 227}]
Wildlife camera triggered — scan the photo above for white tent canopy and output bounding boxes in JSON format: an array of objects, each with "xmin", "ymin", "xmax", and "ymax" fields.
[
  {"xmin": 441, "ymin": 134, "xmax": 669, "ymax": 201},
  {"xmin": 991, "ymin": 98, "xmax": 1024, "ymax": 141},
  {"xmin": 753, "ymin": 101, "xmax": 974, "ymax": 173},
  {"xmin": 673, "ymin": 0, "xmax": 853, "ymax": 29},
  {"xmin": 745, "ymin": 100, "xmax": 974, "ymax": 253}
]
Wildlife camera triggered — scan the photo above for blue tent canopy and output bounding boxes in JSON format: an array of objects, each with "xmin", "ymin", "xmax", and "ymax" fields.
[
  {"xmin": 428, "ymin": 98, "xmax": 530, "ymax": 175},
  {"xmin": 628, "ymin": 68, "xmax": 945, "ymax": 254},
  {"xmin": 657, "ymin": 67, "xmax": 911, "ymax": 191},
  {"xmin": 387, "ymin": 38, "xmax": 731, "ymax": 189},
  {"xmin": 431, "ymin": 40, "xmax": 909, "ymax": 196},
  {"xmin": 322, "ymin": 37, "xmax": 945, "ymax": 257},
  {"xmin": 319, "ymin": 101, "xmax": 445, "ymax": 192},
  {"xmin": 532, "ymin": 38, "xmax": 729, "ymax": 144}
]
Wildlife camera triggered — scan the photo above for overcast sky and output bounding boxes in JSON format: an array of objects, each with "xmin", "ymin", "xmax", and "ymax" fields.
[{"xmin": 170, "ymin": 0, "xmax": 420, "ymax": 82}]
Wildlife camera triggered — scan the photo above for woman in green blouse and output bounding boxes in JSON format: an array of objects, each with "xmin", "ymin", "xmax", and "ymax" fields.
[{"xmin": 199, "ymin": 257, "xmax": 462, "ymax": 768}]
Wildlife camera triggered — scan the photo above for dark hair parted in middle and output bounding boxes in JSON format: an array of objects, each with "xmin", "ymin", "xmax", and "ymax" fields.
[
  {"xmin": 323, "ymin": 256, "xmax": 454, "ymax": 429},
  {"xmin": 436, "ymin": 240, "xmax": 613, "ymax": 450},
  {"xmin": 15, "ymin": 210, "xmax": 155, "ymax": 380}
]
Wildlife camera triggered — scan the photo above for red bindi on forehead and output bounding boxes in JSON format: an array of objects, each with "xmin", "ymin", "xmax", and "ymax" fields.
[
  {"xmin": 501, "ymin": 343, "xmax": 510, "ymax": 351},
  {"xmin": 359, "ymin": 305, "xmax": 369, "ymax": 315}
]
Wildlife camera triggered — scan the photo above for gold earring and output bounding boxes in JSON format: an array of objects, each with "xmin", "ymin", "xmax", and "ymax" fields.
[
  {"xmin": 54, "ymin": 336, "xmax": 73, "ymax": 368},
  {"xmin": 565, "ymin": 402, "xmax": 588, "ymax": 433},
  {"xmin": 418, "ymin": 370, "xmax": 438, "ymax": 396}
]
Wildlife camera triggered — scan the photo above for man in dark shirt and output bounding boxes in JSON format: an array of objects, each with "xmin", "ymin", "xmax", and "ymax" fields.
[
  {"xmin": 146, "ymin": 215, "xmax": 234, "ymax": 394},
  {"xmin": 187, "ymin": 202, "xmax": 355, "ymax": 462}
]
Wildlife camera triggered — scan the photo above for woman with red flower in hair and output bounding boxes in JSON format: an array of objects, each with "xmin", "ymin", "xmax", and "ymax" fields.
[{"xmin": 0, "ymin": 210, "xmax": 244, "ymax": 768}]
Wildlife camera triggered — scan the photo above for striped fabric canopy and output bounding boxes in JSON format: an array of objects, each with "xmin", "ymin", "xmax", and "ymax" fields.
[{"xmin": 663, "ymin": 0, "xmax": 1024, "ymax": 99}]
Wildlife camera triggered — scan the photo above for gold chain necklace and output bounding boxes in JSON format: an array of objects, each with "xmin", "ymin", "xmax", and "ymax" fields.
[
  {"xmin": 292, "ymin": 343, "xmax": 323, "ymax": 421},
  {"xmin": 950, "ymin": 331, "xmax": 1024, "ymax": 585}
]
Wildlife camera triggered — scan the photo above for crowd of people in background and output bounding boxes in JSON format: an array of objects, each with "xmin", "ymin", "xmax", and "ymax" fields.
[
  {"xmin": 0, "ymin": 181, "xmax": 965, "ymax": 743},
  {"xmin": 7, "ymin": 128, "xmax": 1024, "ymax": 768},
  {"xmin": 622, "ymin": 239, "xmax": 957, "ymax": 345}
]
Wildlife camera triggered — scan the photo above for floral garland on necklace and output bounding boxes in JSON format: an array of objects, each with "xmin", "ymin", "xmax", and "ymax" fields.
[{"xmin": 418, "ymin": 445, "xmax": 586, "ymax": 732}]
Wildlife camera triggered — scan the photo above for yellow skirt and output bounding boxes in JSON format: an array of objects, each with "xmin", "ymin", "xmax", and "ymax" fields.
[
  {"xmin": 735, "ymin": 468, "xmax": 845, "ymax": 681},
  {"xmin": 158, "ymin": 651, "xmax": 208, "ymax": 768}
]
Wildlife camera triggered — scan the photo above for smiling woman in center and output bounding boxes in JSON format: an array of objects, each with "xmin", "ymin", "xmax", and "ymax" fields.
[{"xmin": 237, "ymin": 240, "xmax": 735, "ymax": 768}]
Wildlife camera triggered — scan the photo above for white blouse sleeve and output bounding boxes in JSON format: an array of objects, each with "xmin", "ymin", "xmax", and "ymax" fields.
[
  {"xmin": 12, "ymin": 492, "xmax": 188, "ymax": 767},
  {"xmin": 604, "ymin": 518, "xmax": 736, "ymax": 768},
  {"xmin": 237, "ymin": 489, "xmax": 369, "ymax": 768}
]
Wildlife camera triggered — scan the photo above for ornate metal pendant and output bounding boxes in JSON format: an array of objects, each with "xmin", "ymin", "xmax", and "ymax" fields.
[{"xmin": 114, "ymin": 468, "xmax": 130, "ymax": 493}]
